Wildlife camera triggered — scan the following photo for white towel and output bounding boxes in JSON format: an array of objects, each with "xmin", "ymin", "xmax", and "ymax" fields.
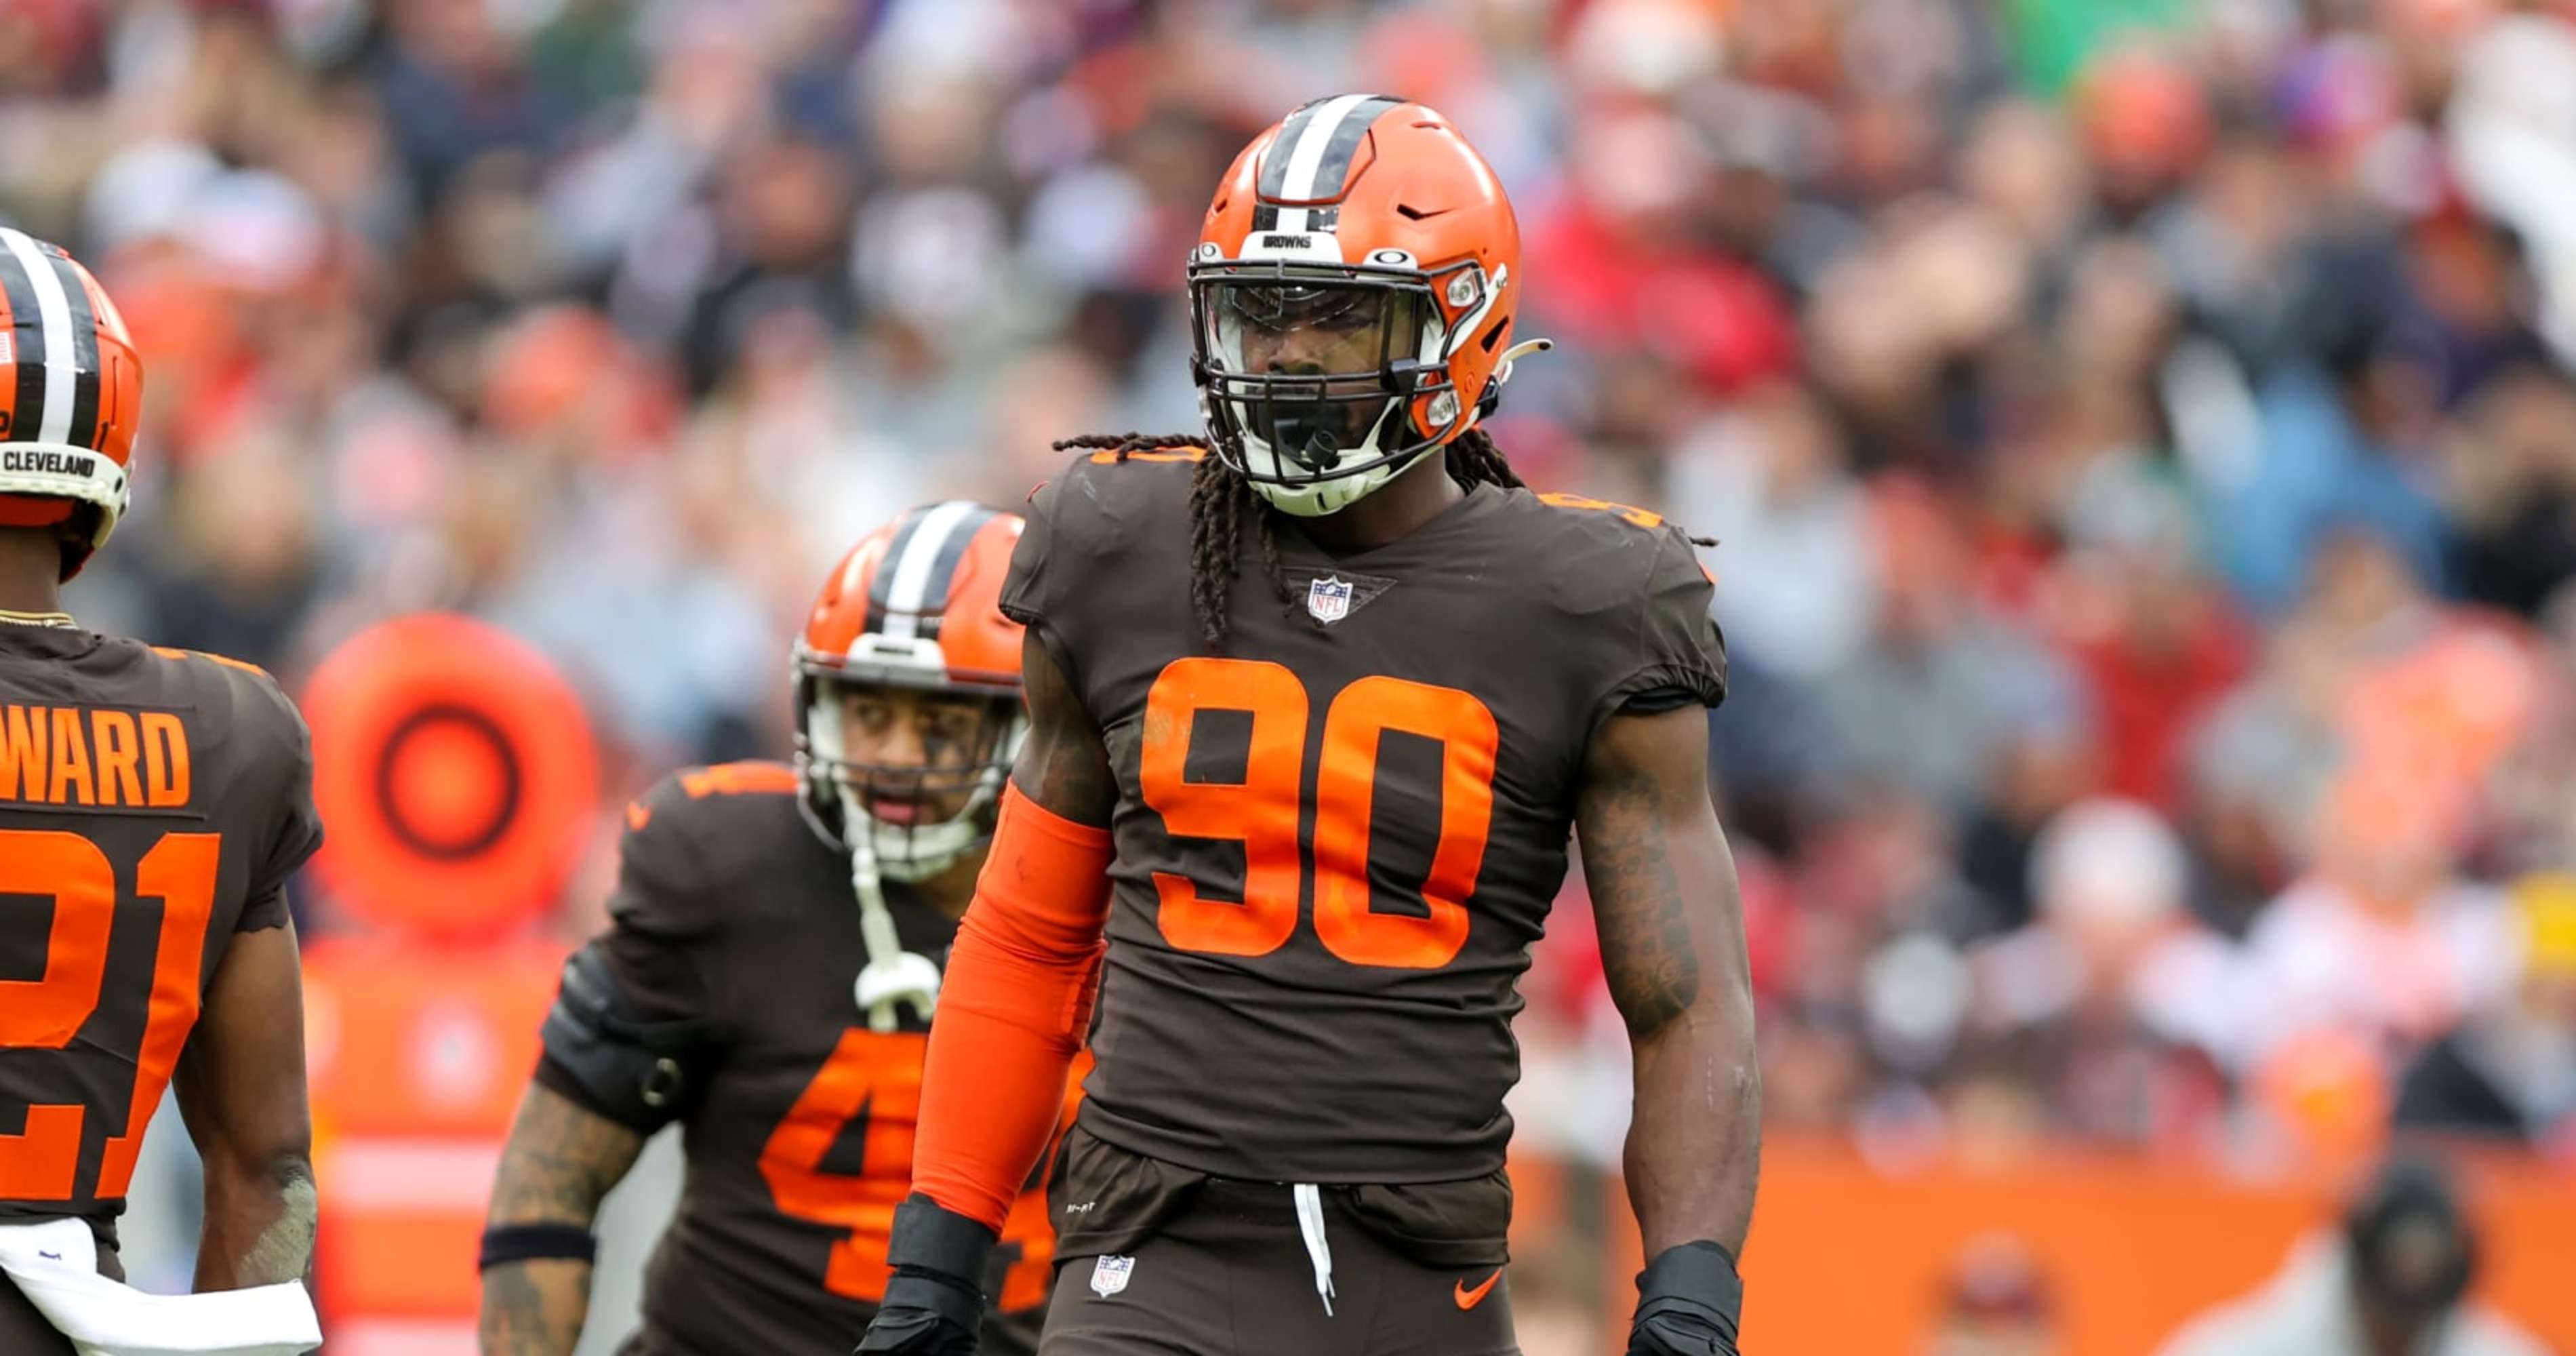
[{"xmin": 0, "ymin": 1218, "xmax": 320, "ymax": 1356}]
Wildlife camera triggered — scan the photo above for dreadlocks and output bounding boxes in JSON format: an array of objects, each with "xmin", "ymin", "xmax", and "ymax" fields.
[{"xmin": 1049, "ymin": 428, "xmax": 1528, "ymax": 648}]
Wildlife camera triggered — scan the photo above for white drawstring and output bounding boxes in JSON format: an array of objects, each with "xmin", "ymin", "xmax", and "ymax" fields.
[{"xmin": 1292, "ymin": 1183, "xmax": 1335, "ymax": 1317}]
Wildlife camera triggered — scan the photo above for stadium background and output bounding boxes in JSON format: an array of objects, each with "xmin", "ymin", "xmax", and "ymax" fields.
[{"xmin": 5, "ymin": 0, "xmax": 2575, "ymax": 1351}]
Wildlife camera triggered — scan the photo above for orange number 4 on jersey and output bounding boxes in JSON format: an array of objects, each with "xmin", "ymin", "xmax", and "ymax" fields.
[{"xmin": 759, "ymin": 1029, "xmax": 1065, "ymax": 1313}]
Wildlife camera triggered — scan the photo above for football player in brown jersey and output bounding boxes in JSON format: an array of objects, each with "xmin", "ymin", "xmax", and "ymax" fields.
[
  {"xmin": 0, "ymin": 229, "xmax": 325, "ymax": 1353},
  {"xmin": 858, "ymin": 96, "xmax": 1758, "ymax": 1356},
  {"xmin": 479, "ymin": 502, "xmax": 1079, "ymax": 1356}
]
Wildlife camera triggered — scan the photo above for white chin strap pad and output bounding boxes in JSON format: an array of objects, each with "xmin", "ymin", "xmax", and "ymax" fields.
[
  {"xmin": 868, "ymin": 815, "xmax": 979, "ymax": 881},
  {"xmin": 1236, "ymin": 412, "xmax": 1410, "ymax": 517},
  {"xmin": 1239, "ymin": 339, "xmax": 1554, "ymax": 519},
  {"xmin": 1248, "ymin": 458, "xmax": 1405, "ymax": 517}
]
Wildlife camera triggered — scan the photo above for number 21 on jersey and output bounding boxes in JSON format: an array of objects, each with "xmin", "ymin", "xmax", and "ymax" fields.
[
  {"xmin": 0, "ymin": 829, "xmax": 220, "ymax": 1202},
  {"xmin": 1140, "ymin": 658, "xmax": 1499, "ymax": 971}
]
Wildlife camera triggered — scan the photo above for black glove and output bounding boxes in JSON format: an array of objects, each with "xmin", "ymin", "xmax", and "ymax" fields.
[
  {"xmin": 1627, "ymin": 1241, "xmax": 1744, "ymax": 1355},
  {"xmin": 854, "ymin": 1195, "xmax": 998, "ymax": 1355}
]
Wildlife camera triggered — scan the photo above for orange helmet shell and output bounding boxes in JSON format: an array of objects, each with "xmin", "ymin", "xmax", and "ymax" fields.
[
  {"xmin": 798, "ymin": 501, "xmax": 1026, "ymax": 693},
  {"xmin": 0, "ymin": 228, "xmax": 142, "ymax": 576},
  {"xmin": 1190, "ymin": 95, "xmax": 1523, "ymax": 499}
]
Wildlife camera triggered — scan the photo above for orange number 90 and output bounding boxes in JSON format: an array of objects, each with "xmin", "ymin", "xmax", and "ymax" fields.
[{"xmin": 1138, "ymin": 660, "xmax": 1497, "ymax": 970}]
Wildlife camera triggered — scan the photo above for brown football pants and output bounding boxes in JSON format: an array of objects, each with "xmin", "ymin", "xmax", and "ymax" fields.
[{"xmin": 1041, "ymin": 1180, "xmax": 1519, "ymax": 1356}]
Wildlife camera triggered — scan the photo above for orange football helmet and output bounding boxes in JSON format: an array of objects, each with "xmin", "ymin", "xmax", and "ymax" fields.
[
  {"xmin": 0, "ymin": 228, "xmax": 143, "ymax": 579},
  {"xmin": 1189, "ymin": 94, "xmax": 1547, "ymax": 517},
  {"xmin": 792, "ymin": 500, "xmax": 1027, "ymax": 883}
]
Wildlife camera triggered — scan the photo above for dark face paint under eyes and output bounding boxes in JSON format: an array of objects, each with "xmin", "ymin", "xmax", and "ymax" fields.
[{"xmin": 826, "ymin": 684, "xmax": 1010, "ymax": 824}]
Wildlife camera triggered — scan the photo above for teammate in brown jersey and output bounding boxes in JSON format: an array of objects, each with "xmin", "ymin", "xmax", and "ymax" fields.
[
  {"xmin": 858, "ymin": 96, "xmax": 1760, "ymax": 1356},
  {"xmin": 478, "ymin": 502, "xmax": 1080, "ymax": 1356},
  {"xmin": 0, "ymin": 230, "xmax": 325, "ymax": 1353}
]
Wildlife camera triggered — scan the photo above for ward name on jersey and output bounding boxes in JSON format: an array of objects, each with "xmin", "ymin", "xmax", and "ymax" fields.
[{"xmin": 0, "ymin": 629, "xmax": 321, "ymax": 1240}]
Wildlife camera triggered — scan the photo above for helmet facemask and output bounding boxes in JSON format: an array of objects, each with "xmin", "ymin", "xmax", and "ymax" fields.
[
  {"xmin": 793, "ymin": 648, "xmax": 1026, "ymax": 883},
  {"xmin": 1190, "ymin": 257, "xmax": 1487, "ymax": 517}
]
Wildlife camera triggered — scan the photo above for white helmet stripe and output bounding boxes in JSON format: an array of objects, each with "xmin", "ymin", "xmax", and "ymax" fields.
[
  {"xmin": 0, "ymin": 228, "xmax": 77, "ymax": 446},
  {"xmin": 1270, "ymin": 93, "xmax": 1380, "ymax": 233},
  {"xmin": 878, "ymin": 499, "xmax": 984, "ymax": 640}
]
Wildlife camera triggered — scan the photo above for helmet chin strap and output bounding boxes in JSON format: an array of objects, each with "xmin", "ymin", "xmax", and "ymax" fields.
[
  {"xmin": 1492, "ymin": 336, "xmax": 1554, "ymax": 385},
  {"xmin": 843, "ymin": 784, "xmax": 943, "ymax": 1033},
  {"xmin": 1248, "ymin": 335, "xmax": 1558, "ymax": 517}
]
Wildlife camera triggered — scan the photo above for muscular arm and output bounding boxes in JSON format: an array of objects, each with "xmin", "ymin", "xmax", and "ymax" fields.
[
  {"xmin": 172, "ymin": 913, "xmax": 318, "ymax": 1292},
  {"xmin": 1009, "ymin": 630, "xmax": 1119, "ymax": 826},
  {"xmin": 1575, "ymin": 706, "xmax": 1760, "ymax": 1257},
  {"xmin": 477, "ymin": 1084, "xmax": 647, "ymax": 1356}
]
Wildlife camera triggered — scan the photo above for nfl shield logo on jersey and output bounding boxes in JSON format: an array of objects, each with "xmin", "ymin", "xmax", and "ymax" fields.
[
  {"xmin": 1091, "ymin": 1254, "xmax": 1136, "ymax": 1298},
  {"xmin": 1306, "ymin": 575, "xmax": 1354, "ymax": 624}
]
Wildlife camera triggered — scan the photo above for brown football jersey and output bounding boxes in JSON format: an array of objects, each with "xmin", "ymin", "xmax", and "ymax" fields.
[
  {"xmin": 1002, "ymin": 450, "xmax": 1726, "ymax": 1186},
  {"xmin": 534, "ymin": 762, "xmax": 1067, "ymax": 1356},
  {"xmin": 0, "ymin": 624, "xmax": 321, "ymax": 1250}
]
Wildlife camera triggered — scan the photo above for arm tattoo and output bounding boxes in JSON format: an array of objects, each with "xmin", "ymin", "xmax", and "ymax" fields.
[
  {"xmin": 479, "ymin": 1087, "xmax": 641, "ymax": 1356},
  {"xmin": 488, "ymin": 1085, "xmax": 645, "ymax": 1225},
  {"xmin": 1014, "ymin": 631, "xmax": 1119, "ymax": 825},
  {"xmin": 1577, "ymin": 707, "xmax": 1760, "ymax": 1257},
  {"xmin": 1582, "ymin": 757, "xmax": 1702, "ymax": 1035},
  {"xmin": 479, "ymin": 1256, "xmax": 597, "ymax": 1356}
]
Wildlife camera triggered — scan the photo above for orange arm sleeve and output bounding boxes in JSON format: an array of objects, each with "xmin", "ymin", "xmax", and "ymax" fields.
[{"xmin": 912, "ymin": 785, "xmax": 1114, "ymax": 1233}]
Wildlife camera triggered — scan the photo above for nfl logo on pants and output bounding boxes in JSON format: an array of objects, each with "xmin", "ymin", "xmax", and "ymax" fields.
[
  {"xmin": 1306, "ymin": 575, "xmax": 1353, "ymax": 624},
  {"xmin": 1091, "ymin": 1255, "xmax": 1135, "ymax": 1298}
]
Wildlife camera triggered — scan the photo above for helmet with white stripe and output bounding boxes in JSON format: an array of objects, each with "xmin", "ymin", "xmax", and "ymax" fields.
[
  {"xmin": 792, "ymin": 501, "xmax": 1028, "ymax": 881},
  {"xmin": 0, "ymin": 229, "xmax": 141, "ymax": 580},
  {"xmin": 1188, "ymin": 95, "xmax": 1538, "ymax": 517}
]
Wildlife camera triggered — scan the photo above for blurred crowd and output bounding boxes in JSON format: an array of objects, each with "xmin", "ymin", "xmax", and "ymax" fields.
[{"xmin": 5, "ymin": 0, "xmax": 2574, "ymax": 1192}]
